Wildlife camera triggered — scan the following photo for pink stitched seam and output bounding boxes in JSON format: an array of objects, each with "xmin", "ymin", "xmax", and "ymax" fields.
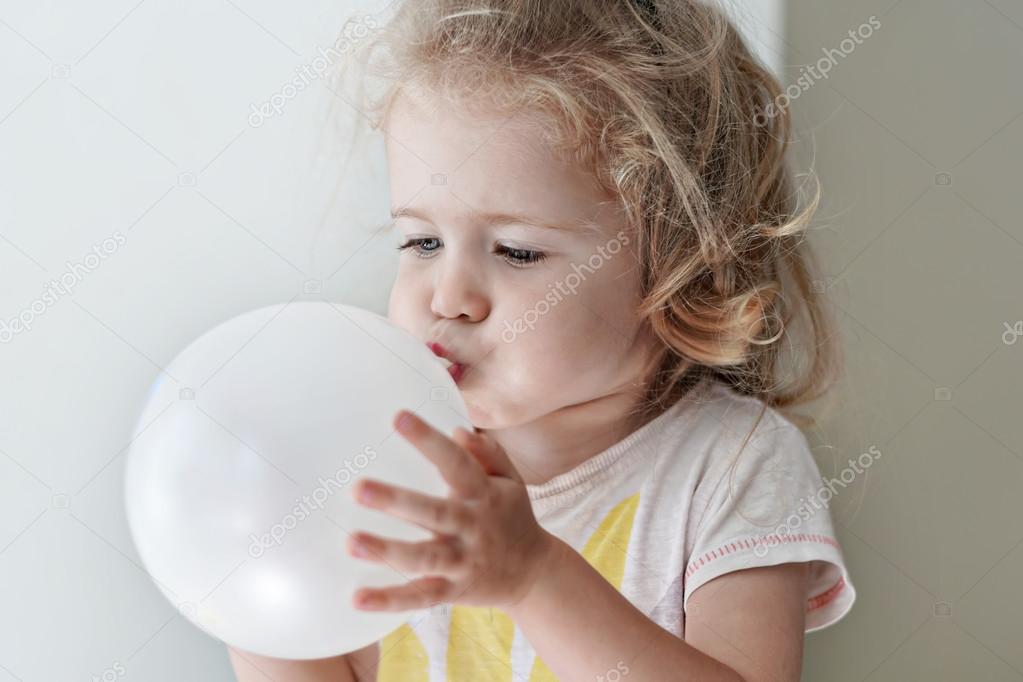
[
  {"xmin": 684, "ymin": 534, "xmax": 847, "ymax": 612},
  {"xmin": 806, "ymin": 575, "xmax": 846, "ymax": 612},
  {"xmin": 684, "ymin": 533, "xmax": 840, "ymax": 581}
]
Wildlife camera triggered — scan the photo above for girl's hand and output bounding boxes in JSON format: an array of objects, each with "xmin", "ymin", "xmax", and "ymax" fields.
[{"xmin": 346, "ymin": 409, "xmax": 557, "ymax": 613}]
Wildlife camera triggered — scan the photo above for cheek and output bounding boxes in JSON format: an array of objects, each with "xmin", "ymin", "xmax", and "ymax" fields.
[
  {"xmin": 499, "ymin": 304, "xmax": 631, "ymax": 385},
  {"xmin": 387, "ymin": 267, "xmax": 427, "ymax": 328},
  {"xmin": 496, "ymin": 261, "xmax": 643, "ymax": 364}
]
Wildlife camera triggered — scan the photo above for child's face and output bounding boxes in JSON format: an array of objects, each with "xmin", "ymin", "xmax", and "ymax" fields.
[{"xmin": 384, "ymin": 89, "xmax": 658, "ymax": 429}]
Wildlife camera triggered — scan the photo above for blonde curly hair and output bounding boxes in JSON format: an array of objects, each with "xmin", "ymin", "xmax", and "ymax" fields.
[{"xmin": 335, "ymin": 0, "xmax": 843, "ymax": 433}]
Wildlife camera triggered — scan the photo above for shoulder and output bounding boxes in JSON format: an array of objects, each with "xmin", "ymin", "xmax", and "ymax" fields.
[
  {"xmin": 650, "ymin": 379, "xmax": 813, "ymax": 493},
  {"xmin": 675, "ymin": 383, "xmax": 858, "ymax": 634},
  {"xmin": 658, "ymin": 378, "xmax": 803, "ymax": 450},
  {"xmin": 684, "ymin": 381, "xmax": 816, "ymax": 489}
]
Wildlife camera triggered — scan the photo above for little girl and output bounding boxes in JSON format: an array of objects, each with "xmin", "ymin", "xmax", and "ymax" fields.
[{"xmin": 230, "ymin": 0, "xmax": 855, "ymax": 680}]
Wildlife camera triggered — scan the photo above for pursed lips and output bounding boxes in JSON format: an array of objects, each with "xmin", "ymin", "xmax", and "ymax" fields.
[{"xmin": 425, "ymin": 341, "xmax": 467, "ymax": 384}]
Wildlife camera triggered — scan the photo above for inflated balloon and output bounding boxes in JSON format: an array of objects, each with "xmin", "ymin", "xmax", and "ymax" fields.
[{"xmin": 124, "ymin": 301, "xmax": 471, "ymax": 660}]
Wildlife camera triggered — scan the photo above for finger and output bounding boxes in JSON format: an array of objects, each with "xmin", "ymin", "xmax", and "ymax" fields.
[
  {"xmin": 347, "ymin": 531, "xmax": 465, "ymax": 575},
  {"xmin": 453, "ymin": 427, "xmax": 523, "ymax": 484},
  {"xmin": 395, "ymin": 410, "xmax": 487, "ymax": 497},
  {"xmin": 353, "ymin": 478, "xmax": 473, "ymax": 535},
  {"xmin": 352, "ymin": 575, "xmax": 452, "ymax": 612}
]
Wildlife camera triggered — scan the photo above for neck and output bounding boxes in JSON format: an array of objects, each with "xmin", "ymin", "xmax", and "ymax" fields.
[{"xmin": 483, "ymin": 386, "xmax": 659, "ymax": 487}]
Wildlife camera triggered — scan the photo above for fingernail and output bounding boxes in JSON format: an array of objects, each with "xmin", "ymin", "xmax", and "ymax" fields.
[
  {"xmin": 397, "ymin": 411, "xmax": 414, "ymax": 432},
  {"xmin": 351, "ymin": 538, "xmax": 369, "ymax": 557}
]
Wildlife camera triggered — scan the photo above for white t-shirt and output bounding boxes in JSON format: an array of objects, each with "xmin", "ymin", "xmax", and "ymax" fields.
[{"xmin": 373, "ymin": 377, "xmax": 856, "ymax": 681}]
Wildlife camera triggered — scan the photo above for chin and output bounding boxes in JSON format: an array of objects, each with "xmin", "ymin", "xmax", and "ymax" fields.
[{"xmin": 464, "ymin": 396, "xmax": 540, "ymax": 431}]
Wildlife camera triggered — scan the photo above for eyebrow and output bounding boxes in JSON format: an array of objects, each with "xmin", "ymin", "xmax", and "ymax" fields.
[{"xmin": 389, "ymin": 206, "xmax": 603, "ymax": 235}]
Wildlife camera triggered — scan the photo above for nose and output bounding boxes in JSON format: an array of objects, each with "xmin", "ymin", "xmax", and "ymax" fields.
[{"xmin": 430, "ymin": 255, "xmax": 490, "ymax": 322}]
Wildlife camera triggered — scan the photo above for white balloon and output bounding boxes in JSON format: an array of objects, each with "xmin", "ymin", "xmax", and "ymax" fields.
[{"xmin": 124, "ymin": 301, "xmax": 471, "ymax": 660}]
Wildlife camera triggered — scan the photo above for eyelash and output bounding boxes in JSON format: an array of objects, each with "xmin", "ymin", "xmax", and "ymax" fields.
[{"xmin": 396, "ymin": 238, "xmax": 548, "ymax": 268}]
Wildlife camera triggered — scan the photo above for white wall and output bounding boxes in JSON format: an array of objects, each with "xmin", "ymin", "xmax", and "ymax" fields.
[
  {"xmin": 717, "ymin": 0, "xmax": 786, "ymax": 79},
  {"xmin": 0, "ymin": 2, "xmax": 786, "ymax": 679}
]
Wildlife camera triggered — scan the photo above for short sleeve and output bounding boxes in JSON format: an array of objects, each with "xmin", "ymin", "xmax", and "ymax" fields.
[{"xmin": 682, "ymin": 412, "xmax": 857, "ymax": 633}]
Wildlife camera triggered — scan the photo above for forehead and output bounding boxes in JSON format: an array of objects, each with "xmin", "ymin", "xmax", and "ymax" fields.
[
  {"xmin": 384, "ymin": 85, "xmax": 558, "ymax": 163},
  {"xmin": 382, "ymin": 88, "xmax": 616, "ymax": 232}
]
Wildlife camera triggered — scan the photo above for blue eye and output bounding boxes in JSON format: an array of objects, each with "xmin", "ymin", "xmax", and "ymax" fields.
[
  {"xmin": 396, "ymin": 239, "xmax": 547, "ymax": 268},
  {"xmin": 395, "ymin": 237, "xmax": 441, "ymax": 256}
]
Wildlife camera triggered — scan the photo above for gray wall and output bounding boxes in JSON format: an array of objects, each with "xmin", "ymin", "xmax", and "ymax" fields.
[{"xmin": 786, "ymin": 1, "xmax": 1023, "ymax": 680}]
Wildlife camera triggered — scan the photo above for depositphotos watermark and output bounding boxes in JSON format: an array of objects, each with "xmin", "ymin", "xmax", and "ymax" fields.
[
  {"xmin": 248, "ymin": 446, "xmax": 378, "ymax": 558},
  {"xmin": 0, "ymin": 230, "xmax": 127, "ymax": 344},
  {"xmin": 89, "ymin": 660, "xmax": 126, "ymax": 682},
  {"xmin": 501, "ymin": 230, "xmax": 630, "ymax": 343},
  {"xmin": 752, "ymin": 445, "xmax": 882, "ymax": 557},
  {"xmin": 596, "ymin": 661, "xmax": 630, "ymax": 682},
  {"xmin": 1002, "ymin": 320, "xmax": 1022, "ymax": 345},
  {"xmin": 755, "ymin": 15, "xmax": 881, "ymax": 126},
  {"xmin": 248, "ymin": 15, "xmax": 379, "ymax": 128}
]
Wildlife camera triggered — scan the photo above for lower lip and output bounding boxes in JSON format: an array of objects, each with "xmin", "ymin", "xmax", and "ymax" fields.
[{"xmin": 448, "ymin": 363, "xmax": 466, "ymax": 384}]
